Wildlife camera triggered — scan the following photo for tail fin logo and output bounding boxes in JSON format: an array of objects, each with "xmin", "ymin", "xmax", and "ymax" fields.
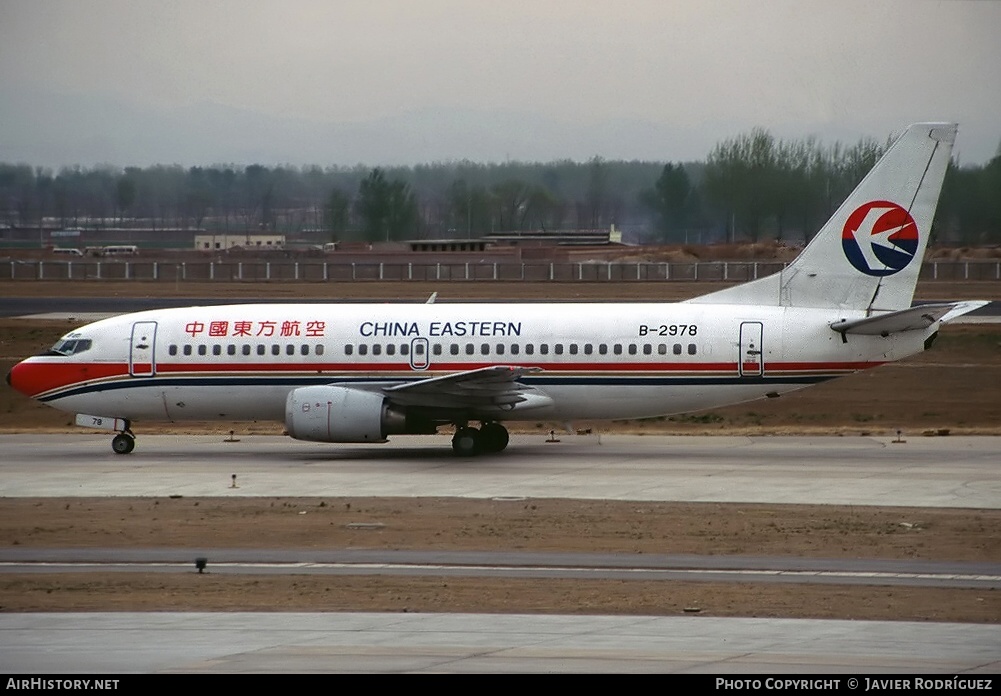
[{"xmin": 841, "ymin": 200, "xmax": 919, "ymax": 277}]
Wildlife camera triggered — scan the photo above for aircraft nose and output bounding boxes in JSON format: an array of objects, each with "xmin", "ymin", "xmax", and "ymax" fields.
[
  {"xmin": 7, "ymin": 357, "xmax": 96, "ymax": 399},
  {"xmin": 7, "ymin": 360, "xmax": 35, "ymax": 397},
  {"xmin": 7, "ymin": 362, "xmax": 22, "ymax": 393}
]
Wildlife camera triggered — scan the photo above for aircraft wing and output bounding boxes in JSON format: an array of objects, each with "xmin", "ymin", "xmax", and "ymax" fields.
[
  {"xmin": 380, "ymin": 365, "xmax": 551, "ymax": 412},
  {"xmin": 829, "ymin": 301, "xmax": 989, "ymax": 336}
]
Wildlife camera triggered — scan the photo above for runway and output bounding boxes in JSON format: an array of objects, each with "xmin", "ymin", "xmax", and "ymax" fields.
[
  {"xmin": 0, "ymin": 433, "xmax": 997, "ymax": 508},
  {"xmin": 2, "ymin": 613, "xmax": 998, "ymax": 674},
  {"xmin": 2, "ymin": 434, "xmax": 999, "ymax": 673}
]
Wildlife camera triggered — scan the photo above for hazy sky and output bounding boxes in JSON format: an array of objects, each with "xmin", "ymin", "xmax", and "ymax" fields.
[{"xmin": 1, "ymin": 0, "xmax": 999, "ymax": 167}]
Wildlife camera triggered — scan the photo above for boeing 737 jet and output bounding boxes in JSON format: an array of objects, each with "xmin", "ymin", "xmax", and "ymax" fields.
[{"xmin": 6, "ymin": 123, "xmax": 986, "ymax": 455}]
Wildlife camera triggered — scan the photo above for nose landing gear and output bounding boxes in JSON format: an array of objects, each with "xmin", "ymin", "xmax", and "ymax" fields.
[
  {"xmin": 72, "ymin": 413, "xmax": 137, "ymax": 455},
  {"xmin": 111, "ymin": 431, "xmax": 136, "ymax": 455}
]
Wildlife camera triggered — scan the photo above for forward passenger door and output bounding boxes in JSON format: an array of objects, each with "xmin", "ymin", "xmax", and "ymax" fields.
[{"xmin": 129, "ymin": 321, "xmax": 158, "ymax": 377}]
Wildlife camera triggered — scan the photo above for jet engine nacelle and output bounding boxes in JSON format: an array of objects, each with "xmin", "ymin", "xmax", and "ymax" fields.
[{"xmin": 285, "ymin": 385, "xmax": 406, "ymax": 443}]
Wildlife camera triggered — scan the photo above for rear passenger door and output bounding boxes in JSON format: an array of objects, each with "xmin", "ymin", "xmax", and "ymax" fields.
[{"xmin": 738, "ymin": 322, "xmax": 763, "ymax": 377}]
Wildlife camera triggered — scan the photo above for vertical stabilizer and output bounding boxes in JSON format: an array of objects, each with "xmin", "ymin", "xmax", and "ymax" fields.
[{"xmin": 688, "ymin": 123, "xmax": 956, "ymax": 311}]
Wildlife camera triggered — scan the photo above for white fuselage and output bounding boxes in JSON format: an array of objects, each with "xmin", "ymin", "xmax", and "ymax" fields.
[{"xmin": 19, "ymin": 301, "xmax": 925, "ymax": 424}]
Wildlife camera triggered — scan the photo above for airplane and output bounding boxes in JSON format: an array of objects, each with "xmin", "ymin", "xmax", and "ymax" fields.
[{"xmin": 6, "ymin": 122, "xmax": 988, "ymax": 456}]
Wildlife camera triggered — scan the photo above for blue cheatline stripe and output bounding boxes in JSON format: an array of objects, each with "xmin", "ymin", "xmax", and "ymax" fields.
[{"xmin": 38, "ymin": 373, "xmax": 835, "ymax": 403}]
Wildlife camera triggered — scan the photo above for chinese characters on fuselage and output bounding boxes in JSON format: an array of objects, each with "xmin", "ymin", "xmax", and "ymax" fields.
[{"xmin": 184, "ymin": 320, "xmax": 326, "ymax": 338}]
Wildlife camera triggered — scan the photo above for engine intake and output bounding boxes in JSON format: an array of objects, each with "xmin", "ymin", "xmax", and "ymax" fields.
[{"xmin": 285, "ymin": 385, "xmax": 407, "ymax": 443}]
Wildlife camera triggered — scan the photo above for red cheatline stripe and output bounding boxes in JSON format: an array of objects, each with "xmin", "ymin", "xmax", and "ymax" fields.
[
  {"xmin": 17, "ymin": 358, "xmax": 881, "ymax": 399},
  {"xmin": 154, "ymin": 360, "xmax": 881, "ymax": 373}
]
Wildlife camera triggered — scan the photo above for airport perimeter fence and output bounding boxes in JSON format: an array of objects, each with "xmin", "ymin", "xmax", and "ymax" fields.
[{"xmin": 5, "ymin": 259, "xmax": 1001, "ymax": 283}]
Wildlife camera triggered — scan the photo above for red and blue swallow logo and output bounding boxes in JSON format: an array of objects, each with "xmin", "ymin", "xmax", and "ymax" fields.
[{"xmin": 842, "ymin": 201, "xmax": 919, "ymax": 277}]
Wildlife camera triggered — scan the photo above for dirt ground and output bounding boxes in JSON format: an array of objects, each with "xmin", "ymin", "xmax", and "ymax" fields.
[
  {"xmin": 0, "ymin": 279, "xmax": 999, "ymax": 621},
  {"xmin": 0, "ymin": 497, "xmax": 998, "ymax": 622},
  {"xmin": 4, "ymin": 277, "xmax": 1001, "ymax": 301}
]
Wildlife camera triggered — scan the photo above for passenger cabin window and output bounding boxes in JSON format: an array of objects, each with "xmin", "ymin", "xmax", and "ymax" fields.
[
  {"xmin": 183, "ymin": 345, "xmax": 192, "ymax": 356},
  {"xmin": 688, "ymin": 343, "xmax": 697, "ymax": 355},
  {"xmin": 242, "ymin": 345, "xmax": 251, "ymax": 356}
]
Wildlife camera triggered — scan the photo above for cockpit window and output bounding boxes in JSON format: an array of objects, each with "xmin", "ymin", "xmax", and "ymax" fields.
[{"xmin": 49, "ymin": 339, "xmax": 93, "ymax": 356}]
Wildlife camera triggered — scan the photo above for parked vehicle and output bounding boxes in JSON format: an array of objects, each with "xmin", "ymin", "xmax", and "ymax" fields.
[{"xmin": 101, "ymin": 245, "xmax": 139, "ymax": 256}]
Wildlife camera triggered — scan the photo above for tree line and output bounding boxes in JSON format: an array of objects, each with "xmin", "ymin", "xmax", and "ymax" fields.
[{"xmin": 1, "ymin": 129, "xmax": 997, "ymax": 245}]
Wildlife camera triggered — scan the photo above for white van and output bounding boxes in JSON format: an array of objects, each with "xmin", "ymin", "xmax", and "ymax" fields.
[{"xmin": 51, "ymin": 248, "xmax": 84, "ymax": 256}]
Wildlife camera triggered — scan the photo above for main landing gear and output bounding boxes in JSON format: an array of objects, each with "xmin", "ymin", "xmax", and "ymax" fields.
[{"xmin": 451, "ymin": 422, "xmax": 510, "ymax": 456}]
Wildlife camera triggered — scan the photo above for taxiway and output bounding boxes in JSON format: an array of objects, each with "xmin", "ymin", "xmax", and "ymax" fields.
[
  {"xmin": 2, "ymin": 434, "xmax": 998, "ymax": 673},
  {"xmin": 0, "ymin": 433, "xmax": 997, "ymax": 508}
]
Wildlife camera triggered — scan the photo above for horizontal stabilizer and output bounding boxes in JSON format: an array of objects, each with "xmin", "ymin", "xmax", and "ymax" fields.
[
  {"xmin": 938, "ymin": 300, "xmax": 990, "ymax": 324},
  {"xmin": 829, "ymin": 301, "xmax": 987, "ymax": 336}
]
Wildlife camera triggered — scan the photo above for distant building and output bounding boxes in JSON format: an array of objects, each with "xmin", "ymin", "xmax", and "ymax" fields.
[
  {"xmin": 483, "ymin": 226, "xmax": 617, "ymax": 247},
  {"xmin": 194, "ymin": 234, "xmax": 286, "ymax": 251},
  {"xmin": 1, "ymin": 226, "xmax": 203, "ymax": 250},
  {"xmin": 407, "ymin": 227, "xmax": 620, "ymax": 253},
  {"xmin": 408, "ymin": 239, "xmax": 488, "ymax": 253}
]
